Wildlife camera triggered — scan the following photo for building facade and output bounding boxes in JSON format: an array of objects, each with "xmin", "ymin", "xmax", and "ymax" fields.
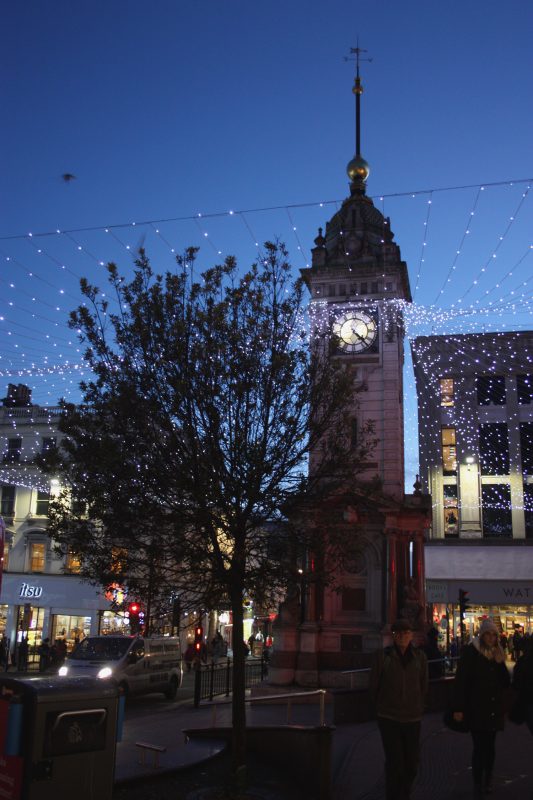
[
  {"xmin": 412, "ymin": 332, "xmax": 533, "ymax": 643},
  {"xmin": 269, "ymin": 66, "xmax": 430, "ymax": 688},
  {"xmin": 0, "ymin": 384, "xmax": 124, "ymax": 664}
]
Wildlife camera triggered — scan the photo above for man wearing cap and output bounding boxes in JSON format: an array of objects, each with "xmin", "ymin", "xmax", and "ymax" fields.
[{"xmin": 370, "ymin": 619, "xmax": 428, "ymax": 800}]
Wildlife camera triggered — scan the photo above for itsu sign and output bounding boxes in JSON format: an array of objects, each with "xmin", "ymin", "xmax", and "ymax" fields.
[{"xmin": 19, "ymin": 583, "xmax": 43, "ymax": 599}]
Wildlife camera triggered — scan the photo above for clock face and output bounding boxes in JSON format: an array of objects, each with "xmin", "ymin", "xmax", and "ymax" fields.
[{"xmin": 332, "ymin": 310, "xmax": 378, "ymax": 354}]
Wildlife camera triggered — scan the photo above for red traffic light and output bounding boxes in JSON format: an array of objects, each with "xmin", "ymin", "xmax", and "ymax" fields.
[{"xmin": 128, "ymin": 602, "xmax": 140, "ymax": 615}]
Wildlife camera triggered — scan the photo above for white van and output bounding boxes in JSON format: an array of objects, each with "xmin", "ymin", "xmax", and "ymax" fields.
[{"xmin": 57, "ymin": 635, "xmax": 183, "ymax": 699}]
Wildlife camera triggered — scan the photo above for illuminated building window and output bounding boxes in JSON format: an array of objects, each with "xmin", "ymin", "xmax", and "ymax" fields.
[
  {"xmin": 441, "ymin": 427, "xmax": 457, "ymax": 475},
  {"xmin": 0, "ymin": 485, "xmax": 15, "ymax": 517},
  {"xmin": 35, "ymin": 491, "xmax": 50, "ymax": 516},
  {"xmin": 517, "ymin": 374, "xmax": 533, "ymax": 405},
  {"xmin": 476, "ymin": 375, "xmax": 506, "ymax": 406},
  {"xmin": 65, "ymin": 550, "xmax": 82, "ymax": 574},
  {"xmin": 479, "ymin": 423, "xmax": 510, "ymax": 475},
  {"xmin": 30, "ymin": 543, "xmax": 46, "ymax": 572},
  {"xmin": 2, "ymin": 543, "xmax": 9, "ymax": 571},
  {"xmin": 2, "ymin": 438, "xmax": 22, "ymax": 464},
  {"xmin": 443, "ymin": 485, "xmax": 459, "ymax": 537},
  {"xmin": 41, "ymin": 437, "xmax": 56, "ymax": 454},
  {"xmin": 481, "ymin": 485, "xmax": 512, "ymax": 538},
  {"xmin": 440, "ymin": 378, "xmax": 454, "ymax": 407},
  {"xmin": 520, "ymin": 423, "xmax": 533, "ymax": 474}
]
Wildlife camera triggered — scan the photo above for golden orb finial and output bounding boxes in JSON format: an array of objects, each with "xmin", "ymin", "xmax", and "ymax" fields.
[{"xmin": 347, "ymin": 154, "xmax": 370, "ymax": 182}]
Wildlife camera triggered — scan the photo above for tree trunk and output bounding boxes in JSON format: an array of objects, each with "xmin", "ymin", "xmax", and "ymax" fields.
[{"xmin": 230, "ymin": 588, "xmax": 247, "ymax": 790}]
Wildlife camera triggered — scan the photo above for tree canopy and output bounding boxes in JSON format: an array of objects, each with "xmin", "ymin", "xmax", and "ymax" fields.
[{"xmin": 43, "ymin": 241, "xmax": 376, "ymax": 784}]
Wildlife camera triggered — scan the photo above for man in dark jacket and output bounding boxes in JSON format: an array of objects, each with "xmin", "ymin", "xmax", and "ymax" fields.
[{"xmin": 370, "ymin": 619, "xmax": 428, "ymax": 800}]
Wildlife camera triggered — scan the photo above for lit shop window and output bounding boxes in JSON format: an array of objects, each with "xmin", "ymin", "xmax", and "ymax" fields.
[
  {"xmin": 65, "ymin": 550, "xmax": 82, "ymax": 574},
  {"xmin": 440, "ymin": 378, "xmax": 454, "ymax": 407},
  {"xmin": 441, "ymin": 428, "xmax": 457, "ymax": 475},
  {"xmin": 476, "ymin": 375, "xmax": 506, "ymax": 406},
  {"xmin": 444, "ymin": 485, "xmax": 459, "ymax": 536},
  {"xmin": 30, "ymin": 543, "xmax": 46, "ymax": 573}
]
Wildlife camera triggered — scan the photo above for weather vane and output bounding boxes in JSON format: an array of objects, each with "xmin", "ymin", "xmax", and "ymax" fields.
[{"xmin": 344, "ymin": 42, "xmax": 372, "ymax": 158}]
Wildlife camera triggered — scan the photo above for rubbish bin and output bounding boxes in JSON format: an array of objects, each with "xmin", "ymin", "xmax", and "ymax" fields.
[{"xmin": 0, "ymin": 675, "xmax": 121, "ymax": 800}]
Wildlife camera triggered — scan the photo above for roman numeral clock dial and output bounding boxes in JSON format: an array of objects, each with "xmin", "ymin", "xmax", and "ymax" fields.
[{"xmin": 332, "ymin": 310, "xmax": 377, "ymax": 354}]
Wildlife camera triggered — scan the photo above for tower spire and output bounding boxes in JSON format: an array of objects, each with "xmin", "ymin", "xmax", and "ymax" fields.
[{"xmin": 344, "ymin": 42, "xmax": 372, "ymax": 193}]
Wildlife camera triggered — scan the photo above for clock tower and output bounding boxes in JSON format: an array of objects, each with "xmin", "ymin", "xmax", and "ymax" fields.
[{"xmin": 269, "ymin": 51, "xmax": 431, "ymax": 688}]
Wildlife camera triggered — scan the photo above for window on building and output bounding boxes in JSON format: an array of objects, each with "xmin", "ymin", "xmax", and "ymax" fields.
[
  {"xmin": 371, "ymin": 281, "xmax": 379, "ymax": 294},
  {"xmin": 341, "ymin": 588, "xmax": 366, "ymax": 611},
  {"xmin": 2, "ymin": 543, "xmax": 8, "ymax": 571},
  {"xmin": 2, "ymin": 438, "xmax": 22, "ymax": 464},
  {"xmin": 41, "ymin": 437, "xmax": 56, "ymax": 454},
  {"xmin": 35, "ymin": 490, "xmax": 50, "ymax": 516},
  {"xmin": 481, "ymin": 484, "xmax": 512, "ymax": 537},
  {"xmin": 520, "ymin": 423, "xmax": 533, "ymax": 475},
  {"xmin": 525, "ymin": 485, "xmax": 533, "ymax": 539},
  {"xmin": 476, "ymin": 375, "xmax": 506, "ymax": 406},
  {"xmin": 441, "ymin": 428, "xmax": 457, "ymax": 475},
  {"xmin": 350, "ymin": 418, "xmax": 358, "ymax": 449},
  {"xmin": 360, "ymin": 282, "xmax": 368, "ymax": 294},
  {"xmin": 517, "ymin": 374, "xmax": 533, "ymax": 405},
  {"xmin": 440, "ymin": 378, "xmax": 454, "ymax": 407},
  {"xmin": 338, "ymin": 284, "xmax": 346, "ymax": 296},
  {"xmin": 65, "ymin": 550, "xmax": 82, "ymax": 574},
  {"xmin": 30, "ymin": 542, "xmax": 46, "ymax": 572},
  {"xmin": 443, "ymin": 485, "xmax": 459, "ymax": 537},
  {"xmin": 350, "ymin": 284, "xmax": 357, "ymax": 295},
  {"xmin": 385, "ymin": 281, "xmax": 394, "ymax": 292},
  {"xmin": 328, "ymin": 285, "xmax": 336, "ymax": 297},
  {"xmin": 0, "ymin": 485, "xmax": 15, "ymax": 517},
  {"xmin": 479, "ymin": 423, "xmax": 510, "ymax": 475}
]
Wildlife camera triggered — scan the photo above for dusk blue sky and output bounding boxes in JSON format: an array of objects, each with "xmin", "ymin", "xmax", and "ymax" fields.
[{"xmin": 1, "ymin": 1, "xmax": 532, "ymax": 488}]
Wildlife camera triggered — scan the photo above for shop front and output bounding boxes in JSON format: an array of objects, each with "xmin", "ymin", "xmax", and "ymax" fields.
[
  {"xmin": 0, "ymin": 572, "xmax": 123, "ymax": 665},
  {"xmin": 425, "ymin": 542, "xmax": 533, "ymax": 655}
]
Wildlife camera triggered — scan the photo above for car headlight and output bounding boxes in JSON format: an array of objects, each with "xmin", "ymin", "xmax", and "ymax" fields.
[
  {"xmin": 97, "ymin": 667, "xmax": 112, "ymax": 679},
  {"xmin": 58, "ymin": 666, "xmax": 68, "ymax": 677}
]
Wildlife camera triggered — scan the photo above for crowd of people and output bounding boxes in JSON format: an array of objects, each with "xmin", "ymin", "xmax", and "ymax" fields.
[
  {"xmin": 371, "ymin": 617, "xmax": 533, "ymax": 800},
  {"xmin": 0, "ymin": 633, "xmax": 69, "ymax": 673}
]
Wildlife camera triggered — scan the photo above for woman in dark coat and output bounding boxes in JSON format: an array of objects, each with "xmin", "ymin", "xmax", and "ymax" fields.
[
  {"xmin": 452, "ymin": 619, "xmax": 510, "ymax": 798},
  {"xmin": 512, "ymin": 638, "xmax": 533, "ymax": 735}
]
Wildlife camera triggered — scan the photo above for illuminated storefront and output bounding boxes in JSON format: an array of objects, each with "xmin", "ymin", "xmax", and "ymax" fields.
[{"xmin": 426, "ymin": 542, "xmax": 533, "ymax": 650}]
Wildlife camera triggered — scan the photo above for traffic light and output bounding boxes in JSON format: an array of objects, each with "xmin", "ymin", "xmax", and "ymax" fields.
[
  {"xmin": 458, "ymin": 589, "xmax": 471, "ymax": 621},
  {"xmin": 128, "ymin": 601, "xmax": 141, "ymax": 633},
  {"xmin": 194, "ymin": 624, "xmax": 203, "ymax": 654}
]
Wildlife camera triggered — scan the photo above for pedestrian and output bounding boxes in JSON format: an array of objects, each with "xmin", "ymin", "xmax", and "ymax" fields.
[
  {"xmin": 0, "ymin": 635, "xmax": 9, "ymax": 671},
  {"xmin": 38, "ymin": 637, "xmax": 51, "ymax": 672},
  {"xmin": 184, "ymin": 642, "xmax": 195, "ymax": 672},
  {"xmin": 370, "ymin": 619, "xmax": 428, "ymax": 800},
  {"xmin": 211, "ymin": 631, "xmax": 224, "ymax": 664},
  {"xmin": 425, "ymin": 626, "xmax": 443, "ymax": 678},
  {"xmin": 451, "ymin": 618, "xmax": 510, "ymax": 798},
  {"xmin": 17, "ymin": 636, "xmax": 29, "ymax": 672},
  {"xmin": 511, "ymin": 638, "xmax": 533, "ymax": 734}
]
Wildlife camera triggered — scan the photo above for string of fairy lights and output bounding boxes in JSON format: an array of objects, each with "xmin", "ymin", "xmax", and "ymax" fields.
[{"xmin": 1, "ymin": 178, "xmax": 532, "ymax": 524}]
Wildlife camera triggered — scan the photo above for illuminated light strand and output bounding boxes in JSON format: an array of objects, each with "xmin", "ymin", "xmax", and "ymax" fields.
[
  {"xmin": 455, "ymin": 184, "xmax": 531, "ymax": 305},
  {"xmin": 2, "ymin": 176, "xmax": 532, "ymax": 242},
  {"xmin": 193, "ymin": 217, "xmax": 223, "ymax": 257},
  {"xmin": 474, "ymin": 245, "xmax": 533, "ymax": 305},
  {"xmin": 285, "ymin": 208, "xmax": 308, "ymax": 266},
  {"xmin": 412, "ymin": 194, "xmax": 433, "ymax": 299},
  {"xmin": 433, "ymin": 186, "xmax": 483, "ymax": 304}
]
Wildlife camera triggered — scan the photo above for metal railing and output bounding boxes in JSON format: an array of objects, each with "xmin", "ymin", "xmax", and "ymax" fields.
[
  {"xmin": 193, "ymin": 656, "xmax": 268, "ymax": 707},
  {"xmin": 341, "ymin": 656, "xmax": 460, "ymax": 689},
  {"xmin": 206, "ymin": 688, "xmax": 328, "ymax": 727}
]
